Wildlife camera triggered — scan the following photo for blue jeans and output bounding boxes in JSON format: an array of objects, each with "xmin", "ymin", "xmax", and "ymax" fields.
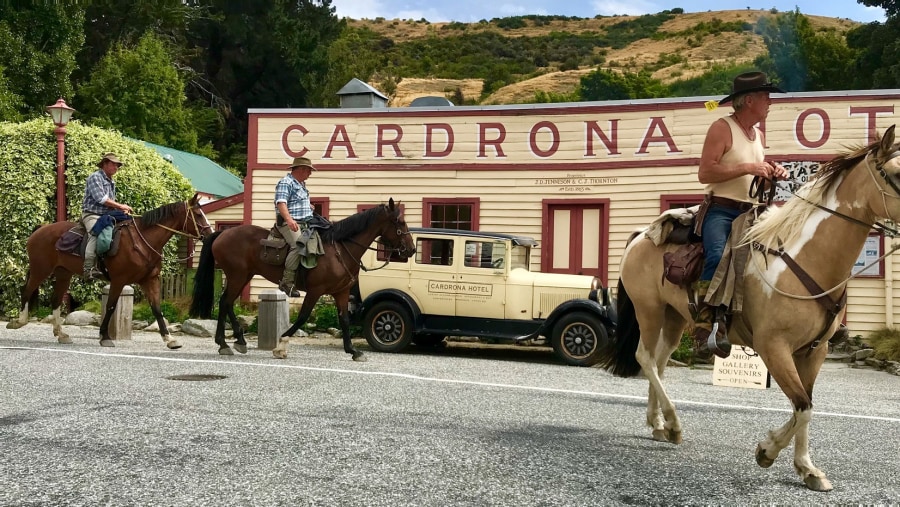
[{"xmin": 700, "ymin": 205, "xmax": 743, "ymax": 281}]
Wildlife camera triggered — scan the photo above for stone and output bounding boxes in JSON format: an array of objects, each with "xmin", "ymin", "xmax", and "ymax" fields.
[
  {"xmin": 144, "ymin": 318, "xmax": 169, "ymax": 332},
  {"xmin": 854, "ymin": 348, "xmax": 875, "ymax": 361},
  {"xmin": 181, "ymin": 319, "xmax": 216, "ymax": 337},
  {"xmin": 864, "ymin": 357, "xmax": 885, "ymax": 369},
  {"xmin": 133, "ymin": 320, "xmax": 150, "ymax": 330},
  {"xmin": 64, "ymin": 310, "xmax": 97, "ymax": 326}
]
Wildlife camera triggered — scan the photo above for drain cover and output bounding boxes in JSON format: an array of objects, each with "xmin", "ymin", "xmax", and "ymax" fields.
[{"xmin": 166, "ymin": 374, "xmax": 227, "ymax": 381}]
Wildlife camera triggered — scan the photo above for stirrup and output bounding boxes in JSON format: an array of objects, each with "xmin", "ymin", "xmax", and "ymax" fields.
[{"xmin": 278, "ymin": 282, "xmax": 301, "ymax": 298}]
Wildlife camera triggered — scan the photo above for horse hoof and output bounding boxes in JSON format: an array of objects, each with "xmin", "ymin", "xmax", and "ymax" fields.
[
  {"xmin": 6, "ymin": 320, "xmax": 23, "ymax": 330},
  {"xmin": 100, "ymin": 339, "xmax": 115, "ymax": 347},
  {"xmin": 755, "ymin": 444, "xmax": 775, "ymax": 468},
  {"xmin": 352, "ymin": 352, "xmax": 367, "ymax": 362},
  {"xmin": 668, "ymin": 431, "xmax": 682, "ymax": 445},
  {"xmin": 58, "ymin": 335, "xmax": 73, "ymax": 345},
  {"xmin": 218, "ymin": 346, "xmax": 234, "ymax": 356},
  {"xmin": 272, "ymin": 349, "xmax": 287, "ymax": 359},
  {"xmin": 803, "ymin": 475, "xmax": 833, "ymax": 492},
  {"xmin": 166, "ymin": 339, "xmax": 183, "ymax": 350},
  {"xmin": 651, "ymin": 429, "xmax": 668, "ymax": 442},
  {"xmin": 234, "ymin": 343, "xmax": 248, "ymax": 354}
]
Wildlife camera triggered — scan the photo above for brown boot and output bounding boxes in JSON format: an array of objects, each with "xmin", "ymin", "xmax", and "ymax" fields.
[{"xmin": 692, "ymin": 281, "xmax": 731, "ymax": 359}]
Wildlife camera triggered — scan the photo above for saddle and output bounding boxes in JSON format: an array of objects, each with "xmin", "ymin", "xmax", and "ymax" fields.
[
  {"xmin": 55, "ymin": 223, "xmax": 125, "ymax": 258},
  {"xmin": 259, "ymin": 215, "xmax": 332, "ymax": 267}
]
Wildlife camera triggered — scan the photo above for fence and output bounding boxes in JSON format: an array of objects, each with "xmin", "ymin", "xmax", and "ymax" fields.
[{"xmin": 162, "ymin": 271, "xmax": 188, "ymax": 300}]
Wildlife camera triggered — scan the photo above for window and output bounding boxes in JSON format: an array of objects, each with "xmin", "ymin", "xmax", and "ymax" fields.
[
  {"xmin": 423, "ymin": 197, "xmax": 480, "ymax": 230},
  {"xmin": 416, "ymin": 238, "xmax": 453, "ymax": 266},
  {"xmin": 661, "ymin": 194, "xmax": 704, "ymax": 212},
  {"xmin": 464, "ymin": 240, "xmax": 506, "ymax": 269},
  {"xmin": 311, "ymin": 197, "xmax": 330, "ymax": 218}
]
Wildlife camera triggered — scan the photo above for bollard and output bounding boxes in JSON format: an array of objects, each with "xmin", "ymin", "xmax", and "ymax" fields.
[
  {"xmin": 258, "ymin": 289, "xmax": 289, "ymax": 350},
  {"xmin": 101, "ymin": 284, "xmax": 134, "ymax": 340}
]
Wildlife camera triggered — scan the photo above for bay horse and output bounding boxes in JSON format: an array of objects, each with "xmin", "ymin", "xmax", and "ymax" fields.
[
  {"xmin": 597, "ymin": 126, "xmax": 900, "ymax": 491},
  {"xmin": 6, "ymin": 193, "xmax": 212, "ymax": 349},
  {"xmin": 189, "ymin": 198, "xmax": 415, "ymax": 360}
]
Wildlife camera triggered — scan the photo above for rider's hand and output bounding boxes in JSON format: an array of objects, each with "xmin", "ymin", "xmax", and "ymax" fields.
[
  {"xmin": 288, "ymin": 218, "xmax": 299, "ymax": 232},
  {"xmin": 770, "ymin": 162, "xmax": 789, "ymax": 181}
]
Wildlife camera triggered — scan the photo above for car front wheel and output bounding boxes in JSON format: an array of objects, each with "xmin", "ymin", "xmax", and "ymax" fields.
[
  {"xmin": 551, "ymin": 312, "xmax": 607, "ymax": 366},
  {"xmin": 363, "ymin": 301, "xmax": 414, "ymax": 353}
]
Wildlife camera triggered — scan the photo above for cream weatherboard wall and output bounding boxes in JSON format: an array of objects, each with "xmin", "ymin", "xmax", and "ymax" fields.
[{"xmin": 245, "ymin": 91, "xmax": 900, "ymax": 336}]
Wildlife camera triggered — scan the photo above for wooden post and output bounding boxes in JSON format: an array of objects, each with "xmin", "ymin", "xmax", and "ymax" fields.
[
  {"xmin": 101, "ymin": 284, "xmax": 134, "ymax": 340},
  {"xmin": 258, "ymin": 289, "xmax": 289, "ymax": 350}
]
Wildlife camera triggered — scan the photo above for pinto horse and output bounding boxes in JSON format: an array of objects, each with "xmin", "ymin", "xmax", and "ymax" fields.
[
  {"xmin": 597, "ymin": 126, "xmax": 900, "ymax": 491},
  {"xmin": 7, "ymin": 193, "xmax": 212, "ymax": 348},
  {"xmin": 189, "ymin": 199, "xmax": 415, "ymax": 360}
]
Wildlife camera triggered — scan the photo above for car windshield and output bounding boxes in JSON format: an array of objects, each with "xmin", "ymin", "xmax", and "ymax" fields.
[{"xmin": 510, "ymin": 244, "xmax": 530, "ymax": 270}]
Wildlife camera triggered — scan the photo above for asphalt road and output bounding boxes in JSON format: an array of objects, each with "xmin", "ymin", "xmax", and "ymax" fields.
[{"xmin": 1, "ymin": 323, "xmax": 898, "ymax": 507}]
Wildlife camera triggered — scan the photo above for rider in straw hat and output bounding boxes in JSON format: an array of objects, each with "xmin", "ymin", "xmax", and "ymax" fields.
[
  {"xmin": 274, "ymin": 156, "xmax": 317, "ymax": 297},
  {"xmin": 81, "ymin": 152, "xmax": 134, "ymax": 280},
  {"xmin": 694, "ymin": 71, "xmax": 788, "ymax": 358}
]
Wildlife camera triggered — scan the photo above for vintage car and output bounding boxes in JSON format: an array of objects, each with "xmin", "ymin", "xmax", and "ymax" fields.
[{"xmin": 351, "ymin": 228, "xmax": 616, "ymax": 366}]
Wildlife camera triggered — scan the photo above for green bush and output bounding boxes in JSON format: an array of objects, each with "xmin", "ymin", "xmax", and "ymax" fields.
[
  {"xmin": 671, "ymin": 331, "xmax": 695, "ymax": 364},
  {"xmin": 866, "ymin": 327, "xmax": 900, "ymax": 361}
]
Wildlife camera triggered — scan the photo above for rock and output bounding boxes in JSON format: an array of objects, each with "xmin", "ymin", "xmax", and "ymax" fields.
[
  {"xmin": 143, "ymin": 318, "xmax": 169, "ymax": 332},
  {"xmin": 237, "ymin": 315, "xmax": 255, "ymax": 330},
  {"xmin": 64, "ymin": 310, "xmax": 98, "ymax": 326},
  {"xmin": 132, "ymin": 320, "xmax": 150, "ymax": 330},
  {"xmin": 886, "ymin": 361, "xmax": 900, "ymax": 376},
  {"xmin": 327, "ymin": 327, "xmax": 341, "ymax": 337},
  {"xmin": 181, "ymin": 319, "xmax": 216, "ymax": 337},
  {"xmin": 854, "ymin": 348, "xmax": 875, "ymax": 361},
  {"xmin": 864, "ymin": 356, "xmax": 885, "ymax": 369}
]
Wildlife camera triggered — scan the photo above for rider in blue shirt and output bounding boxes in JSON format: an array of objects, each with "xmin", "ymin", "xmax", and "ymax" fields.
[
  {"xmin": 274, "ymin": 156, "xmax": 316, "ymax": 297},
  {"xmin": 81, "ymin": 153, "xmax": 133, "ymax": 279}
]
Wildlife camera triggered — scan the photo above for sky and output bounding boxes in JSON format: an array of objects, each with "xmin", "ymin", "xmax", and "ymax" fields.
[{"xmin": 333, "ymin": 0, "xmax": 887, "ymax": 24}]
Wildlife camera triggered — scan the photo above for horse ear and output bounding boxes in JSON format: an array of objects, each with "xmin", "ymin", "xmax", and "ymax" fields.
[
  {"xmin": 882, "ymin": 125, "xmax": 897, "ymax": 155},
  {"xmin": 190, "ymin": 192, "xmax": 200, "ymax": 206},
  {"xmin": 388, "ymin": 197, "xmax": 395, "ymax": 210}
]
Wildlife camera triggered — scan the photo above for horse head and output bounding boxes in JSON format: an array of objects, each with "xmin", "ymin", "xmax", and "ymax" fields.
[
  {"xmin": 187, "ymin": 193, "xmax": 214, "ymax": 240},
  {"xmin": 379, "ymin": 197, "xmax": 416, "ymax": 259}
]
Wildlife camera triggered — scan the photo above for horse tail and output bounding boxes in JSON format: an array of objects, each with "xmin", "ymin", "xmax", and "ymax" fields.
[
  {"xmin": 596, "ymin": 279, "xmax": 642, "ymax": 377},
  {"xmin": 189, "ymin": 230, "xmax": 222, "ymax": 319}
]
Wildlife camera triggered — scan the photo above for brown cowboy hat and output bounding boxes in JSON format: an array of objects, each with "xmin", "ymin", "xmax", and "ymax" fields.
[
  {"xmin": 97, "ymin": 152, "xmax": 124, "ymax": 167},
  {"xmin": 718, "ymin": 71, "xmax": 785, "ymax": 105},
  {"xmin": 289, "ymin": 156, "xmax": 316, "ymax": 171}
]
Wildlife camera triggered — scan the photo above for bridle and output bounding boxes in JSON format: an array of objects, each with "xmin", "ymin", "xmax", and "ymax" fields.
[
  {"xmin": 151, "ymin": 201, "xmax": 211, "ymax": 241},
  {"xmin": 131, "ymin": 201, "xmax": 212, "ymax": 261},
  {"xmin": 344, "ymin": 211, "xmax": 414, "ymax": 271}
]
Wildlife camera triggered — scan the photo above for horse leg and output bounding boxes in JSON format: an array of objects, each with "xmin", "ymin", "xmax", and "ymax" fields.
[
  {"xmin": 272, "ymin": 294, "xmax": 318, "ymax": 360},
  {"xmin": 335, "ymin": 292, "xmax": 365, "ymax": 362},
  {"xmin": 49, "ymin": 270, "xmax": 74, "ymax": 344},
  {"xmin": 791, "ymin": 346, "xmax": 832, "ymax": 492},
  {"xmin": 215, "ymin": 277, "xmax": 249, "ymax": 355},
  {"xmin": 228, "ymin": 305, "xmax": 247, "ymax": 354},
  {"xmin": 635, "ymin": 306, "xmax": 684, "ymax": 444},
  {"xmin": 6, "ymin": 268, "xmax": 43, "ymax": 331},
  {"xmin": 140, "ymin": 278, "xmax": 181, "ymax": 349},
  {"xmin": 97, "ymin": 284, "xmax": 124, "ymax": 347},
  {"xmin": 753, "ymin": 343, "xmax": 832, "ymax": 490}
]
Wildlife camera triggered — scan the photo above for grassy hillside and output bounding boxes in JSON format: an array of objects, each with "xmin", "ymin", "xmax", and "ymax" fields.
[{"xmin": 346, "ymin": 9, "xmax": 859, "ymax": 106}]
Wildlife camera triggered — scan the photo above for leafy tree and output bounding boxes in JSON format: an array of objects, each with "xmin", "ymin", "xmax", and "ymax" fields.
[
  {"xmin": 313, "ymin": 26, "xmax": 383, "ymax": 107},
  {"xmin": 0, "ymin": 66, "xmax": 22, "ymax": 121},
  {"xmin": 754, "ymin": 10, "xmax": 856, "ymax": 92},
  {"xmin": 76, "ymin": 32, "xmax": 203, "ymax": 154},
  {"xmin": 0, "ymin": 118, "xmax": 193, "ymax": 315},
  {"xmin": 857, "ymin": 0, "xmax": 898, "ymax": 18},
  {"xmin": 0, "ymin": 5, "xmax": 85, "ymax": 117},
  {"xmin": 846, "ymin": 17, "xmax": 900, "ymax": 89},
  {"xmin": 183, "ymin": 0, "xmax": 345, "ymax": 170},
  {"xmin": 579, "ymin": 69, "xmax": 668, "ymax": 100}
]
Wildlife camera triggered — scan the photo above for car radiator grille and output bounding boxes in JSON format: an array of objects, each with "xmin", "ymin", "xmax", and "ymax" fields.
[{"xmin": 539, "ymin": 292, "xmax": 582, "ymax": 317}]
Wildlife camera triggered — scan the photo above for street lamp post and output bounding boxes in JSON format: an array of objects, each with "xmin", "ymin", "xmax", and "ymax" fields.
[{"xmin": 46, "ymin": 98, "xmax": 75, "ymax": 223}]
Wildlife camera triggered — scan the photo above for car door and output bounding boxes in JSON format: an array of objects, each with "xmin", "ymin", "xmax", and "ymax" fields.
[
  {"xmin": 454, "ymin": 239, "xmax": 507, "ymax": 319},
  {"xmin": 408, "ymin": 234, "xmax": 456, "ymax": 317}
]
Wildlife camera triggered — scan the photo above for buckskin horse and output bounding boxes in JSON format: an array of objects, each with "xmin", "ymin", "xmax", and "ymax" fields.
[
  {"xmin": 189, "ymin": 198, "xmax": 415, "ymax": 360},
  {"xmin": 597, "ymin": 126, "xmax": 900, "ymax": 491},
  {"xmin": 7, "ymin": 193, "xmax": 212, "ymax": 349}
]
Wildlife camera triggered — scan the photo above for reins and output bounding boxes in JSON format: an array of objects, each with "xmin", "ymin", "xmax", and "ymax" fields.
[{"xmin": 131, "ymin": 201, "xmax": 209, "ymax": 262}]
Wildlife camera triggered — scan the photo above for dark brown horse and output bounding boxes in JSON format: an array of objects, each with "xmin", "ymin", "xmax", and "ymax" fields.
[
  {"xmin": 189, "ymin": 198, "xmax": 415, "ymax": 361},
  {"xmin": 6, "ymin": 193, "xmax": 212, "ymax": 349},
  {"xmin": 598, "ymin": 126, "xmax": 900, "ymax": 491}
]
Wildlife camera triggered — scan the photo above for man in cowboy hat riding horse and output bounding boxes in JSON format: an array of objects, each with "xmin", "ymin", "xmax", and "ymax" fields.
[
  {"xmin": 274, "ymin": 156, "xmax": 318, "ymax": 297},
  {"xmin": 81, "ymin": 152, "xmax": 134, "ymax": 280}
]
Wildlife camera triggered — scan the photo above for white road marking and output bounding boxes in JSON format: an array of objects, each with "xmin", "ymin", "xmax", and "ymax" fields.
[{"xmin": 3, "ymin": 345, "xmax": 899, "ymax": 424}]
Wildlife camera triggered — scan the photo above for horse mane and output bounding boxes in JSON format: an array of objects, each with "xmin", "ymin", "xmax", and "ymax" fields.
[
  {"xmin": 742, "ymin": 142, "xmax": 874, "ymax": 250},
  {"xmin": 321, "ymin": 204, "xmax": 389, "ymax": 242},
  {"xmin": 138, "ymin": 201, "xmax": 183, "ymax": 227}
]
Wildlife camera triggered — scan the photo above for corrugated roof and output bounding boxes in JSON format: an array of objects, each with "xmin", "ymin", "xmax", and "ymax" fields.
[
  {"xmin": 336, "ymin": 78, "xmax": 388, "ymax": 100},
  {"xmin": 139, "ymin": 140, "xmax": 243, "ymax": 198}
]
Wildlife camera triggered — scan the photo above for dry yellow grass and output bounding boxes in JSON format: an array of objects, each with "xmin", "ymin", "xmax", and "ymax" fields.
[{"xmin": 352, "ymin": 10, "xmax": 859, "ymax": 107}]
